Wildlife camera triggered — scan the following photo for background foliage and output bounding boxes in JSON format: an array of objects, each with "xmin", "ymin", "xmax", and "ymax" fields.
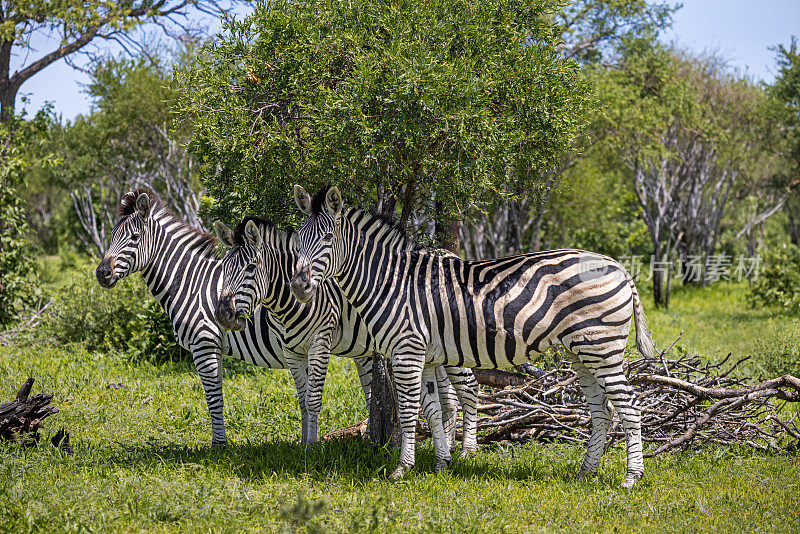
[{"xmin": 177, "ymin": 0, "xmax": 590, "ymax": 228}]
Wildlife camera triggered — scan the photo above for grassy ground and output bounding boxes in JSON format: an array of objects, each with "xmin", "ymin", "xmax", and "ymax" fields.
[{"xmin": 1, "ymin": 282, "xmax": 798, "ymax": 533}]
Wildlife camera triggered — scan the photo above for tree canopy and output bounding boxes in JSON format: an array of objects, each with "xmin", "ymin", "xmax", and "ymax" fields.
[
  {"xmin": 177, "ymin": 0, "xmax": 590, "ymax": 228},
  {"xmin": 0, "ymin": 0, "xmax": 250, "ymax": 122}
]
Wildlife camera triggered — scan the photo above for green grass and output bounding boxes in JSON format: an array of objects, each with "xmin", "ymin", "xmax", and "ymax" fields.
[
  {"xmin": 640, "ymin": 281, "xmax": 796, "ymax": 364},
  {"xmin": 1, "ymin": 281, "xmax": 798, "ymax": 532}
]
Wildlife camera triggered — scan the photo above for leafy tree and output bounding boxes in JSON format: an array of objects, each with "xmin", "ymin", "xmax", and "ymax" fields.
[
  {"xmin": 177, "ymin": 0, "xmax": 589, "ymax": 232},
  {"xmin": 595, "ymin": 41, "xmax": 766, "ymax": 306},
  {"xmin": 459, "ymin": 0, "xmax": 676, "ymax": 257},
  {"xmin": 0, "ymin": 0, "xmax": 250, "ymax": 123},
  {"xmin": 556, "ymin": 0, "xmax": 675, "ymax": 62},
  {"xmin": 177, "ymin": 0, "xmax": 589, "ymax": 443},
  {"xmin": 765, "ymin": 37, "xmax": 800, "ymax": 245},
  {"xmin": 37, "ymin": 48, "xmax": 203, "ymax": 256},
  {"xmin": 0, "ymin": 115, "xmax": 51, "ymax": 326}
]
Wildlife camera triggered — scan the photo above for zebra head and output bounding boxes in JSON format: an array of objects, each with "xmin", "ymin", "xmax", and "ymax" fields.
[
  {"xmin": 214, "ymin": 217, "xmax": 291, "ymax": 330},
  {"xmin": 214, "ymin": 219, "xmax": 266, "ymax": 331},
  {"xmin": 290, "ymin": 185, "xmax": 343, "ymax": 303},
  {"xmin": 96, "ymin": 190, "xmax": 154, "ymax": 288}
]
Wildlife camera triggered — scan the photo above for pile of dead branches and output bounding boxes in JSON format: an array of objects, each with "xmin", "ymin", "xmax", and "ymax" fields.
[{"xmin": 475, "ymin": 342, "xmax": 800, "ymax": 456}]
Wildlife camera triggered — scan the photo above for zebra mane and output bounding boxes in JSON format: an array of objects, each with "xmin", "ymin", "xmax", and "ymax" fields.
[
  {"xmin": 310, "ymin": 185, "xmax": 333, "ymax": 215},
  {"xmin": 348, "ymin": 208, "xmax": 420, "ymax": 252},
  {"xmin": 231, "ymin": 216, "xmax": 294, "ymax": 247},
  {"xmin": 308, "ymin": 186, "xmax": 419, "ymax": 252},
  {"xmin": 117, "ymin": 188, "xmax": 218, "ymax": 258}
]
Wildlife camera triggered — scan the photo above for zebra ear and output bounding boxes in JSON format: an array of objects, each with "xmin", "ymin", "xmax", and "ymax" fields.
[
  {"xmin": 294, "ymin": 185, "xmax": 312, "ymax": 215},
  {"xmin": 244, "ymin": 219, "xmax": 262, "ymax": 249},
  {"xmin": 214, "ymin": 221, "xmax": 235, "ymax": 248},
  {"xmin": 326, "ymin": 187, "xmax": 342, "ymax": 217},
  {"xmin": 136, "ymin": 193, "xmax": 151, "ymax": 220}
]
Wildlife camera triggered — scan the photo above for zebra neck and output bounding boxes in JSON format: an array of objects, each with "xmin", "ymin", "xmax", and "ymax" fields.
[
  {"xmin": 258, "ymin": 249, "xmax": 304, "ymax": 326},
  {"xmin": 336, "ymin": 214, "xmax": 409, "ymax": 321},
  {"xmin": 139, "ymin": 212, "xmax": 218, "ymax": 311}
]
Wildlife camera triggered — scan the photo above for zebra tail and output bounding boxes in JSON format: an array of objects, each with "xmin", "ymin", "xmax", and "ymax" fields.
[{"xmin": 624, "ymin": 269, "xmax": 658, "ymax": 359}]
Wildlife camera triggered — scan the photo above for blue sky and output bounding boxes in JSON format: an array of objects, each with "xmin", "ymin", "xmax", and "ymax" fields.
[{"xmin": 13, "ymin": 1, "xmax": 800, "ymax": 122}]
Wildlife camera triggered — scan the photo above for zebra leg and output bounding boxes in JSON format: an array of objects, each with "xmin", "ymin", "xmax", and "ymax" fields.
[
  {"xmin": 566, "ymin": 351, "xmax": 612, "ymax": 478},
  {"xmin": 389, "ymin": 349, "xmax": 426, "ymax": 480},
  {"xmin": 422, "ymin": 366, "xmax": 452, "ymax": 472},
  {"xmin": 433, "ymin": 365, "xmax": 459, "ymax": 452},
  {"xmin": 352, "ymin": 355, "xmax": 373, "ymax": 411},
  {"xmin": 445, "ymin": 367, "xmax": 479, "ymax": 457},
  {"xmin": 578, "ymin": 350, "xmax": 644, "ymax": 488},
  {"xmin": 285, "ymin": 355, "xmax": 309, "ymax": 443},
  {"xmin": 304, "ymin": 332, "xmax": 333, "ymax": 444},
  {"xmin": 191, "ymin": 343, "xmax": 227, "ymax": 446}
]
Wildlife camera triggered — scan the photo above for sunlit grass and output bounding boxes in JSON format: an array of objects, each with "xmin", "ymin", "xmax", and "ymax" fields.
[
  {"xmin": 1, "ymin": 332, "xmax": 798, "ymax": 532},
  {"xmin": 1, "ymin": 279, "xmax": 798, "ymax": 532},
  {"xmin": 636, "ymin": 281, "xmax": 795, "ymax": 366}
]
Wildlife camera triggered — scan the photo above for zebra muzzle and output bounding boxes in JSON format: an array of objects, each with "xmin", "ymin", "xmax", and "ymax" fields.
[
  {"xmin": 290, "ymin": 265, "xmax": 313, "ymax": 303},
  {"xmin": 216, "ymin": 294, "xmax": 245, "ymax": 331},
  {"xmin": 96, "ymin": 257, "xmax": 117, "ymax": 288}
]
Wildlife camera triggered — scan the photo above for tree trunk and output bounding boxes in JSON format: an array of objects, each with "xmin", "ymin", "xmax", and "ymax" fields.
[
  {"xmin": 434, "ymin": 200, "xmax": 461, "ymax": 254},
  {"xmin": 0, "ymin": 84, "xmax": 16, "ymax": 125},
  {"xmin": 652, "ymin": 243, "xmax": 669, "ymax": 308},
  {"xmin": 787, "ymin": 199, "xmax": 800, "ymax": 246},
  {"xmin": 366, "ymin": 353, "xmax": 401, "ymax": 447},
  {"xmin": 366, "ymin": 185, "xmax": 404, "ymax": 446},
  {"xmin": 0, "ymin": 38, "xmax": 15, "ymax": 124}
]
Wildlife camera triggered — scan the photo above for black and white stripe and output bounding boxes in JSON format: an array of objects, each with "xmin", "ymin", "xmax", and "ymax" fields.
[
  {"xmin": 96, "ymin": 190, "xmax": 376, "ymax": 445},
  {"xmin": 214, "ymin": 217, "xmax": 478, "ymax": 461},
  {"xmin": 291, "ymin": 186, "xmax": 657, "ymax": 487}
]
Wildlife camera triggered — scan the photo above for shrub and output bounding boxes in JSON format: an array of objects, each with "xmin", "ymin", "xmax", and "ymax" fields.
[
  {"xmin": 37, "ymin": 268, "xmax": 188, "ymax": 362},
  {"xmin": 753, "ymin": 322, "xmax": 800, "ymax": 378},
  {"xmin": 0, "ymin": 125, "xmax": 36, "ymax": 327},
  {"xmin": 128, "ymin": 297, "xmax": 190, "ymax": 363},
  {"xmin": 748, "ymin": 243, "xmax": 800, "ymax": 314}
]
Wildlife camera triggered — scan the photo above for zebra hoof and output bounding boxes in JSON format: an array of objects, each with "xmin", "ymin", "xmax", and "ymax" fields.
[
  {"xmin": 389, "ymin": 463, "xmax": 412, "ymax": 481},
  {"xmin": 459, "ymin": 448, "xmax": 477, "ymax": 459},
  {"xmin": 211, "ymin": 440, "xmax": 228, "ymax": 449},
  {"xmin": 621, "ymin": 471, "xmax": 643, "ymax": 489},
  {"xmin": 576, "ymin": 467, "xmax": 598, "ymax": 480},
  {"xmin": 434, "ymin": 458, "xmax": 451, "ymax": 473}
]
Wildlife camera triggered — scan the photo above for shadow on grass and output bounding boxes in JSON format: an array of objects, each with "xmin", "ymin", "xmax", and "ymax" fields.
[{"xmin": 102, "ymin": 437, "xmax": 583, "ymax": 484}]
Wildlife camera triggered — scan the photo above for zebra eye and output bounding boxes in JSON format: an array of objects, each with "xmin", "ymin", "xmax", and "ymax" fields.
[
  {"xmin": 131, "ymin": 233, "xmax": 140, "ymax": 240},
  {"xmin": 323, "ymin": 232, "xmax": 334, "ymax": 241},
  {"xmin": 245, "ymin": 263, "xmax": 256, "ymax": 272}
]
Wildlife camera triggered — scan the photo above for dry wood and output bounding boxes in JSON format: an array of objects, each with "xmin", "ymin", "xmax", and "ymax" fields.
[
  {"xmin": 472, "ymin": 368, "xmax": 530, "ymax": 389},
  {"xmin": 464, "ymin": 339, "xmax": 800, "ymax": 456},
  {"xmin": 0, "ymin": 378, "xmax": 61, "ymax": 445}
]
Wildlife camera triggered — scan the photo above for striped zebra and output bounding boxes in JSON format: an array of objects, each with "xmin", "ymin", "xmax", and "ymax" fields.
[
  {"xmin": 94, "ymin": 189, "xmax": 462, "ymax": 446},
  {"xmin": 290, "ymin": 186, "xmax": 658, "ymax": 488},
  {"xmin": 213, "ymin": 217, "xmax": 479, "ymax": 465}
]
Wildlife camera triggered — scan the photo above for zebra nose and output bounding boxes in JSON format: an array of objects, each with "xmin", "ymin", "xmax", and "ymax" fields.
[
  {"xmin": 96, "ymin": 257, "xmax": 116, "ymax": 288},
  {"xmin": 290, "ymin": 266, "xmax": 312, "ymax": 302},
  {"xmin": 215, "ymin": 294, "xmax": 238, "ymax": 328}
]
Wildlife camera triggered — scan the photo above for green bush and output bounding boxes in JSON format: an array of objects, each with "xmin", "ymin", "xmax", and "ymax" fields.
[
  {"xmin": 753, "ymin": 322, "xmax": 800, "ymax": 378},
  {"xmin": 128, "ymin": 297, "xmax": 190, "ymax": 363},
  {"xmin": 748, "ymin": 243, "xmax": 800, "ymax": 314},
  {"xmin": 37, "ymin": 268, "xmax": 188, "ymax": 362},
  {"xmin": 0, "ymin": 124, "xmax": 36, "ymax": 327}
]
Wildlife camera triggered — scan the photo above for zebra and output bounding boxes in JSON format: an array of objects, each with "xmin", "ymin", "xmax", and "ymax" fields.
[
  {"xmin": 289, "ymin": 185, "xmax": 659, "ymax": 488},
  {"xmin": 213, "ymin": 217, "xmax": 479, "ymax": 465},
  {"xmin": 94, "ymin": 189, "xmax": 462, "ymax": 447}
]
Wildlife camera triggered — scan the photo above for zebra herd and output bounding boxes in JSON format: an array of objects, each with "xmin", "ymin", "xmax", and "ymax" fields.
[{"xmin": 96, "ymin": 186, "xmax": 657, "ymax": 488}]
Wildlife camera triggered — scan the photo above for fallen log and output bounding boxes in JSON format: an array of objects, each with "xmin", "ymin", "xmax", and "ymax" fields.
[
  {"xmin": 472, "ymin": 368, "xmax": 530, "ymax": 389},
  {"xmin": 0, "ymin": 378, "xmax": 60, "ymax": 445},
  {"xmin": 323, "ymin": 418, "xmax": 368, "ymax": 442}
]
